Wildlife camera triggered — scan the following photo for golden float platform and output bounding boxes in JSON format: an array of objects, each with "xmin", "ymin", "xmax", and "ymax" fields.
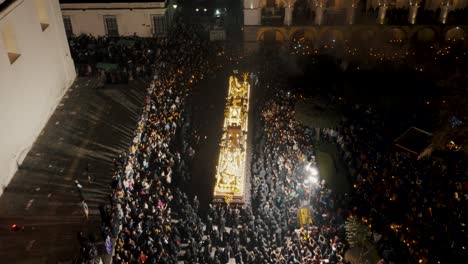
[{"xmin": 213, "ymin": 74, "xmax": 251, "ymax": 204}]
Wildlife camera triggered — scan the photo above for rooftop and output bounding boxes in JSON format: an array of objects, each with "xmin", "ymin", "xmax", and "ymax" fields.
[{"xmin": 0, "ymin": 0, "xmax": 15, "ymax": 13}]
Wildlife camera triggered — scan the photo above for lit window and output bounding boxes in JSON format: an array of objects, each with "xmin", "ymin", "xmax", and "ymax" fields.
[
  {"xmin": 104, "ymin": 16, "xmax": 119, "ymax": 37},
  {"xmin": 35, "ymin": 0, "xmax": 50, "ymax": 31},
  {"xmin": 152, "ymin": 15, "xmax": 166, "ymax": 36},
  {"xmin": 1, "ymin": 24, "xmax": 21, "ymax": 64},
  {"xmin": 63, "ymin": 16, "xmax": 73, "ymax": 37}
]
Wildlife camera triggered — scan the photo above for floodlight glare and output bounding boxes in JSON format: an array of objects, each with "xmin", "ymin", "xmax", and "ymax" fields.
[
  {"xmin": 309, "ymin": 166, "xmax": 318, "ymax": 176},
  {"xmin": 309, "ymin": 175, "xmax": 319, "ymax": 185},
  {"xmin": 305, "ymin": 164, "xmax": 319, "ymax": 176}
]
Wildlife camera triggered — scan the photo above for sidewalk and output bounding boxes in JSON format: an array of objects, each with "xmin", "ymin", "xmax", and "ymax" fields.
[{"xmin": 0, "ymin": 78, "xmax": 146, "ymax": 263}]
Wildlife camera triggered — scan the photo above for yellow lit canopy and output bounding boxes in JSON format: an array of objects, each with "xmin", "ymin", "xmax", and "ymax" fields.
[{"xmin": 213, "ymin": 75, "xmax": 250, "ymax": 203}]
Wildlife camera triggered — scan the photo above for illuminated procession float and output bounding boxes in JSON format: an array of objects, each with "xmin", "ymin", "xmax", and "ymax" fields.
[{"xmin": 213, "ymin": 74, "xmax": 251, "ymax": 204}]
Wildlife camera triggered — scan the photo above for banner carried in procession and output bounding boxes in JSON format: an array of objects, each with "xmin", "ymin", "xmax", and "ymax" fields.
[{"xmin": 298, "ymin": 207, "xmax": 313, "ymax": 227}]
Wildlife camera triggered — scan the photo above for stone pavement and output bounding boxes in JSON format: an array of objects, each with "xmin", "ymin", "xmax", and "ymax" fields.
[{"xmin": 0, "ymin": 78, "xmax": 146, "ymax": 264}]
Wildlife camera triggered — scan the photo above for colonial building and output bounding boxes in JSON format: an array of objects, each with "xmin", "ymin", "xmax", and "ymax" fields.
[
  {"xmin": 242, "ymin": 0, "xmax": 468, "ymax": 51},
  {"xmin": 0, "ymin": 0, "xmax": 76, "ymax": 195},
  {"xmin": 60, "ymin": 0, "xmax": 177, "ymax": 37}
]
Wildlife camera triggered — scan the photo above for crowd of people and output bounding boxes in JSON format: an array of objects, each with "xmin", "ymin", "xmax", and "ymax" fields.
[
  {"xmin": 69, "ymin": 17, "xmax": 217, "ymax": 263},
  {"xmin": 68, "ymin": 34, "xmax": 160, "ymax": 83},
  {"xmin": 246, "ymin": 55, "xmax": 350, "ymax": 263},
  {"xmin": 77, "ymin": 35, "xmax": 353, "ymax": 263},
  {"xmin": 107, "ymin": 18, "xmax": 219, "ymax": 263},
  {"xmin": 69, "ymin": 9, "xmax": 466, "ymax": 264},
  {"xmin": 319, "ymin": 100, "xmax": 467, "ymax": 263}
]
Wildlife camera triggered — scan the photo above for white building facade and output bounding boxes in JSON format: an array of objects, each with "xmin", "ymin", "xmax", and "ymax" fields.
[
  {"xmin": 243, "ymin": 0, "xmax": 468, "ymax": 26},
  {"xmin": 0, "ymin": 0, "xmax": 76, "ymax": 195},
  {"xmin": 60, "ymin": 0, "xmax": 175, "ymax": 37}
]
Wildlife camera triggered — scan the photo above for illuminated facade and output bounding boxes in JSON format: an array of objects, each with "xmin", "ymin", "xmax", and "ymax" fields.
[
  {"xmin": 60, "ymin": 0, "xmax": 176, "ymax": 37},
  {"xmin": 0, "ymin": 0, "xmax": 76, "ymax": 195},
  {"xmin": 213, "ymin": 75, "xmax": 251, "ymax": 204},
  {"xmin": 242, "ymin": 0, "xmax": 468, "ymax": 52},
  {"xmin": 243, "ymin": 0, "xmax": 468, "ymax": 26}
]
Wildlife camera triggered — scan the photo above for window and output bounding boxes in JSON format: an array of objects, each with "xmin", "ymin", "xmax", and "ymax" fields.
[
  {"xmin": 63, "ymin": 16, "xmax": 73, "ymax": 37},
  {"xmin": 104, "ymin": 16, "xmax": 119, "ymax": 37},
  {"xmin": 1, "ymin": 24, "xmax": 21, "ymax": 64},
  {"xmin": 152, "ymin": 15, "xmax": 167, "ymax": 36},
  {"xmin": 35, "ymin": 0, "xmax": 50, "ymax": 31}
]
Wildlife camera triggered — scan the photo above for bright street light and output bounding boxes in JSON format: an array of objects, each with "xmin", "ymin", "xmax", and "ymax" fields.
[
  {"xmin": 172, "ymin": 4, "xmax": 177, "ymax": 9},
  {"xmin": 308, "ymin": 175, "xmax": 318, "ymax": 185},
  {"xmin": 305, "ymin": 164, "xmax": 318, "ymax": 176}
]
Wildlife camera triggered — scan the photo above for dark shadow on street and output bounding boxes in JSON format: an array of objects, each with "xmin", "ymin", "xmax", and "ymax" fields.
[{"xmin": 0, "ymin": 78, "xmax": 146, "ymax": 264}]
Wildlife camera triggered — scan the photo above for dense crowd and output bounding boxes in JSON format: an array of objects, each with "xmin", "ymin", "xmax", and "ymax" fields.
[
  {"xmin": 77, "ymin": 35, "xmax": 353, "ymax": 263},
  {"xmin": 246, "ymin": 56, "xmax": 349, "ymax": 263},
  {"xmin": 320, "ymin": 101, "xmax": 467, "ymax": 263},
  {"xmin": 72, "ymin": 11, "xmax": 467, "ymax": 264},
  {"xmin": 68, "ymin": 35, "xmax": 159, "ymax": 83},
  {"xmin": 72, "ymin": 18, "xmax": 216, "ymax": 263},
  {"xmin": 166, "ymin": 52, "xmax": 352, "ymax": 264},
  {"xmin": 108, "ymin": 21, "xmax": 217, "ymax": 264}
]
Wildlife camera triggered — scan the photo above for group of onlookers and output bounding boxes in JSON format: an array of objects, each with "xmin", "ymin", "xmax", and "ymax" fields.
[
  {"xmin": 71, "ymin": 9, "xmax": 466, "ymax": 264},
  {"xmin": 319, "ymin": 102, "xmax": 467, "ymax": 263}
]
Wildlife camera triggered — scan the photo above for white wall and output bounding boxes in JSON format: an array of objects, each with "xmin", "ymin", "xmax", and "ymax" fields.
[
  {"xmin": 0, "ymin": 0, "xmax": 76, "ymax": 195},
  {"xmin": 61, "ymin": 2, "xmax": 169, "ymax": 37},
  {"xmin": 244, "ymin": 0, "xmax": 261, "ymax": 9}
]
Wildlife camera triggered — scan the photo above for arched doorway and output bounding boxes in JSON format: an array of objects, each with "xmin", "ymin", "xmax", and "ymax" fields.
[
  {"xmin": 290, "ymin": 29, "xmax": 315, "ymax": 54},
  {"xmin": 385, "ymin": 27, "xmax": 407, "ymax": 46},
  {"xmin": 258, "ymin": 29, "xmax": 287, "ymax": 49},
  {"xmin": 445, "ymin": 27, "xmax": 465, "ymax": 43},
  {"xmin": 319, "ymin": 29, "xmax": 344, "ymax": 47},
  {"xmin": 414, "ymin": 27, "xmax": 437, "ymax": 43}
]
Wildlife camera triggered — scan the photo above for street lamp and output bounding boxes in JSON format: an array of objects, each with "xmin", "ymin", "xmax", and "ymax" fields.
[
  {"xmin": 305, "ymin": 163, "xmax": 318, "ymax": 176},
  {"xmin": 172, "ymin": 4, "xmax": 177, "ymax": 9},
  {"xmin": 308, "ymin": 175, "xmax": 319, "ymax": 185}
]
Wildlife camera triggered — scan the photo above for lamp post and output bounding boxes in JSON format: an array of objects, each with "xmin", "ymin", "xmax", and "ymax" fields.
[{"xmin": 170, "ymin": 1, "xmax": 178, "ymax": 27}]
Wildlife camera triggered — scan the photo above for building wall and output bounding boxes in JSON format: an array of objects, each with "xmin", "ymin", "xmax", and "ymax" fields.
[
  {"xmin": 61, "ymin": 2, "xmax": 169, "ymax": 37},
  {"xmin": 0, "ymin": 0, "xmax": 76, "ymax": 195},
  {"xmin": 243, "ymin": 24, "xmax": 467, "ymax": 51}
]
